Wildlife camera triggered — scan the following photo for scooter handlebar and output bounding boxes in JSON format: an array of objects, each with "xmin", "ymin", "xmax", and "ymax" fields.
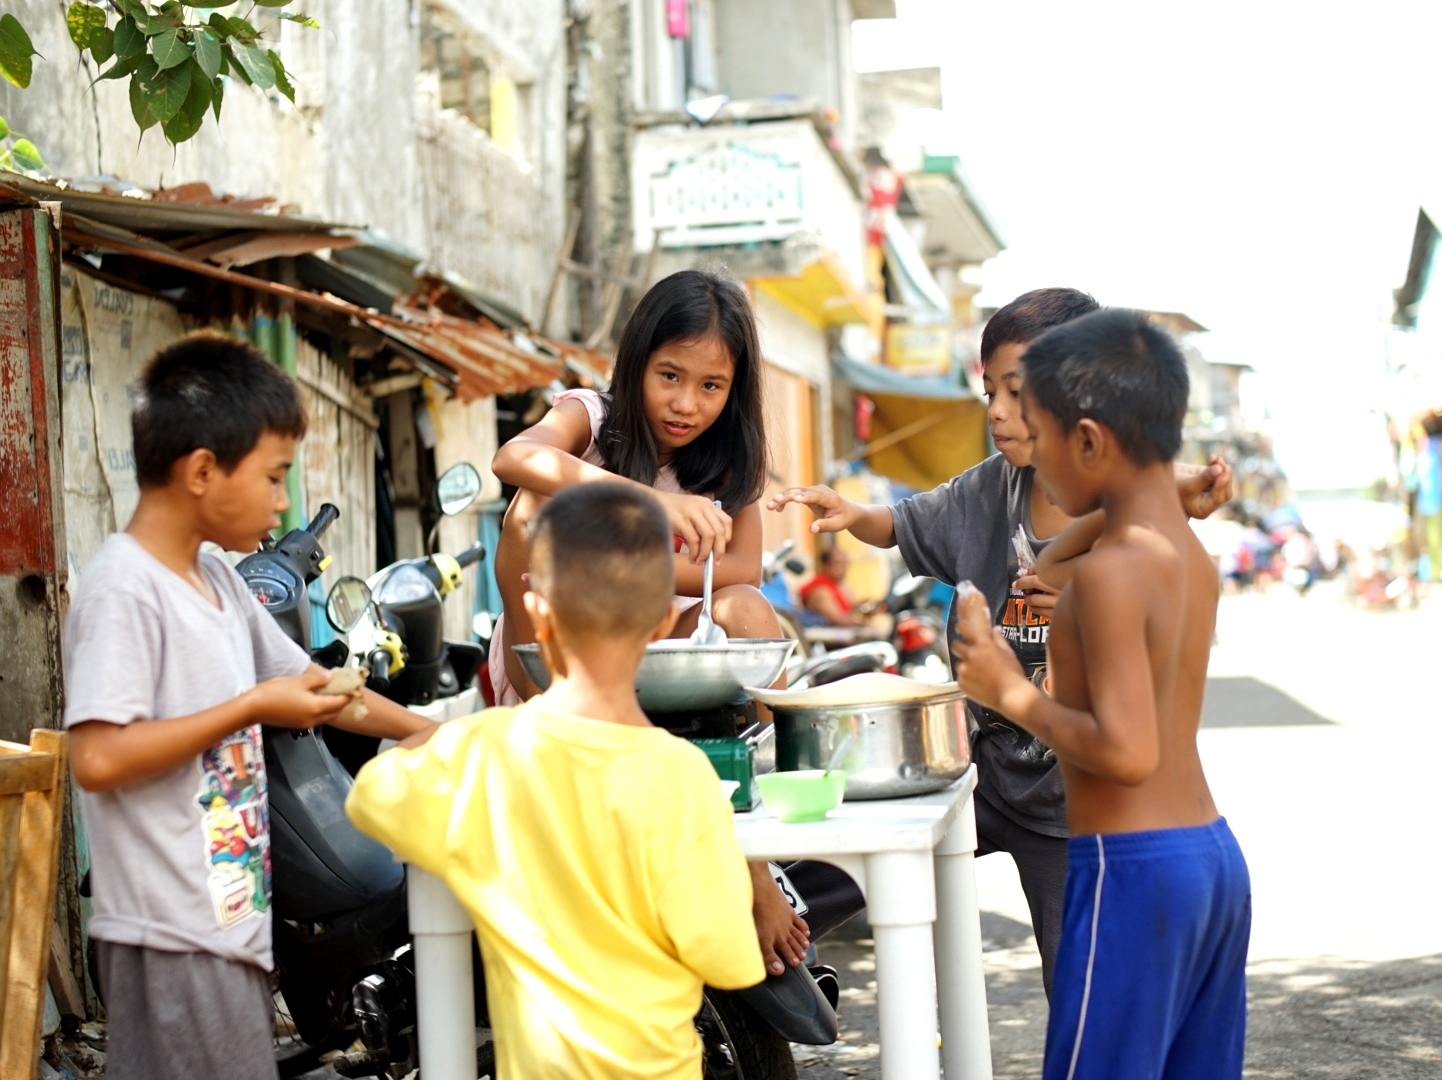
[
  {"xmin": 454, "ymin": 542, "xmax": 485, "ymax": 569},
  {"xmin": 368, "ymin": 650, "xmax": 391, "ymax": 690},
  {"xmin": 308, "ymin": 503, "xmax": 340, "ymax": 539}
]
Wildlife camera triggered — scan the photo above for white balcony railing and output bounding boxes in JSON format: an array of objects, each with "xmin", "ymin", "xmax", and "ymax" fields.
[{"xmin": 631, "ymin": 112, "xmax": 866, "ymax": 288}]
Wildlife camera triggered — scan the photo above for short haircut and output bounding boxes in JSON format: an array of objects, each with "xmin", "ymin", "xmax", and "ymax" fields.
[
  {"xmin": 1021, "ymin": 309, "xmax": 1189, "ymax": 465},
  {"xmin": 528, "ymin": 483, "xmax": 675, "ymax": 640},
  {"xmin": 980, "ymin": 287, "xmax": 1099, "ymax": 362},
  {"xmin": 132, "ymin": 330, "xmax": 306, "ymax": 488}
]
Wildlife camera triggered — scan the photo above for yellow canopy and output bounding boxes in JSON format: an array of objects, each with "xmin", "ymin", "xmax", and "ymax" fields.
[{"xmin": 864, "ymin": 393, "xmax": 989, "ymax": 492}]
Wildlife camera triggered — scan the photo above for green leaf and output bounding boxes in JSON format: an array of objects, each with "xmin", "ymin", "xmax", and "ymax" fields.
[
  {"xmin": 268, "ymin": 49, "xmax": 294, "ymax": 102},
  {"xmin": 11, "ymin": 138, "xmax": 44, "ymax": 172},
  {"xmin": 192, "ymin": 28, "xmax": 220, "ymax": 80},
  {"xmin": 115, "ymin": 0, "xmax": 148, "ymax": 21},
  {"xmin": 158, "ymin": 1, "xmax": 184, "ymax": 15},
  {"xmin": 140, "ymin": 11, "xmax": 178, "ymax": 38},
  {"xmin": 210, "ymin": 75, "xmax": 223, "ymax": 121},
  {"xmin": 0, "ymin": 14, "xmax": 40, "ymax": 90},
  {"xmin": 229, "ymin": 41, "xmax": 274, "ymax": 88},
  {"xmin": 279, "ymin": 12, "xmax": 320, "ymax": 29},
  {"xmin": 149, "ymin": 26, "xmax": 189, "ymax": 70},
  {"xmin": 95, "ymin": 51, "xmax": 143, "ymax": 82},
  {"xmin": 223, "ymin": 17, "xmax": 258, "ymax": 42},
  {"xmin": 113, "ymin": 16, "xmax": 145, "ymax": 60},
  {"xmin": 0, "ymin": 116, "xmax": 8, "ymax": 138},
  {"xmin": 140, "ymin": 55, "xmax": 191, "ymax": 123},
  {"xmin": 162, "ymin": 64, "xmax": 210, "ymax": 143},
  {"xmin": 207, "ymin": 13, "xmax": 231, "ymax": 38},
  {"xmin": 67, "ymin": 3, "xmax": 107, "ymax": 50},
  {"xmin": 222, "ymin": 44, "xmax": 251, "ymax": 85},
  {"xmin": 128, "ymin": 59, "xmax": 160, "ymax": 130},
  {"xmin": 254, "ymin": 0, "xmax": 296, "ymax": 6},
  {"xmin": 90, "ymin": 26, "xmax": 114, "ymax": 65}
]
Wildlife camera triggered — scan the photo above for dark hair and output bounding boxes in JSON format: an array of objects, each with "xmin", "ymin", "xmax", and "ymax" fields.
[
  {"xmin": 1021, "ymin": 309, "xmax": 1189, "ymax": 465},
  {"xmin": 132, "ymin": 330, "xmax": 306, "ymax": 488},
  {"xmin": 528, "ymin": 482, "xmax": 674, "ymax": 638},
  {"xmin": 981, "ymin": 287, "xmax": 1099, "ymax": 362},
  {"xmin": 598, "ymin": 270, "xmax": 767, "ymax": 514}
]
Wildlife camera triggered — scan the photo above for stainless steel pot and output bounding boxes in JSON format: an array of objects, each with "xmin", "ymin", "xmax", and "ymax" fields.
[
  {"xmin": 771, "ymin": 691, "xmax": 971, "ymax": 800},
  {"xmin": 512, "ymin": 638, "xmax": 795, "ymax": 712}
]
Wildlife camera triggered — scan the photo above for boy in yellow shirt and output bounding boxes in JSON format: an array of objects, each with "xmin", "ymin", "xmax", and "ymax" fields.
[{"xmin": 346, "ymin": 482, "xmax": 766, "ymax": 1078}]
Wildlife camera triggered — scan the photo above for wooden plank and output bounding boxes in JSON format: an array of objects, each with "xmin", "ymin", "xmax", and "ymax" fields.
[
  {"xmin": 0, "ymin": 753, "xmax": 58, "ymax": 796},
  {"xmin": 0, "ymin": 730, "xmax": 68, "ymax": 1080},
  {"xmin": 47, "ymin": 933, "xmax": 84, "ymax": 1020},
  {"xmin": 0, "ymin": 793, "xmax": 22, "ymax": 1027}
]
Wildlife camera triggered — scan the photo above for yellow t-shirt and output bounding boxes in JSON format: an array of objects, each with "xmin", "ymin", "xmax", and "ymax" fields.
[{"xmin": 346, "ymin": 703, "xmax": 766, "ymax": 1079}]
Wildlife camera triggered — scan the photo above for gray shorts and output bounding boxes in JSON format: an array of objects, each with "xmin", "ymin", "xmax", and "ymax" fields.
[{"xmin": 97, "ymin": 941, "xmax": 279, "ymax": 1080}]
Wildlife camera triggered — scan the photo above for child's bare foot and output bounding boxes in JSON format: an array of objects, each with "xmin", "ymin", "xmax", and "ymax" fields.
[{"xmin": 750, "ymin": 863, "xmax": 810, "ymax": 975}]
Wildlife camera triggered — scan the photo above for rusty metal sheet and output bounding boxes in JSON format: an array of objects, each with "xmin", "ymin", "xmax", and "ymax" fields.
[
  {"xmin": 173, "ymin": 230, "xmax": 360, "ymax": 269},
  {"xmin": 369, "ymin": 305, "xmax": 564, "ymax": 401}
]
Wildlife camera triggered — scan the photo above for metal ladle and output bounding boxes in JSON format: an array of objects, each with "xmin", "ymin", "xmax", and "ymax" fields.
[{"xmin": 689, "ymin": 502, "xmax": 728, "ymax": 646}]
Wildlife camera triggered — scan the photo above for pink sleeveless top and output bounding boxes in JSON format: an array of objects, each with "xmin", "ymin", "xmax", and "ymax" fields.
[{"xmin": 488, "ymin": 389, "xmax": 702, "ymax": 705}]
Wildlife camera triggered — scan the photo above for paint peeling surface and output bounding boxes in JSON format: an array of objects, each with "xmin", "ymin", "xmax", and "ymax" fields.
[{"xmin": 0, "ymin": 212, "xmax": 47, "ymax": 576}]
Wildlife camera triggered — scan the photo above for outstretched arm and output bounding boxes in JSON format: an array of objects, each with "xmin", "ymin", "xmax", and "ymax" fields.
[
  {"xmin": 1034, "ymin": 456, "xmax": 1234, "ymax": 592},
  {"xmin": 953, "ymin": 555, "xmax": 1161, "ymax": 785},
  {"xmin": 767, "ymin": 485, "xmax": 897, "ymax": 548}
]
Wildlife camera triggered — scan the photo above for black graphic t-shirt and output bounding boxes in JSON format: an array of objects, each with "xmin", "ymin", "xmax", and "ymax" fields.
[{"xmin": 891, "ymin": 456, "xmax": 1067, "ymax": 837}]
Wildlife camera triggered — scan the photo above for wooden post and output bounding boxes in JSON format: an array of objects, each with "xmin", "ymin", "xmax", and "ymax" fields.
[{"xmin": 0, "ymin": 730, "xmax": 68, "ymax": 1077}]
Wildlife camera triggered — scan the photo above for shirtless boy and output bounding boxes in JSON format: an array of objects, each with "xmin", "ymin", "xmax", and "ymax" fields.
[{"xmin": 955, "ymin": 308, "xmax": 1251, "ymax": 1080}]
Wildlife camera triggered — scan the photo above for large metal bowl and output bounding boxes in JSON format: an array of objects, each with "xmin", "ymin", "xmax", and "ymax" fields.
[
  {"xmin": 771, "ymin": 691, "xmax": 971, "ymax": 800},
  {"xmin": 513, "ymin": 638, "xmax": 795, "ymax": 713}
]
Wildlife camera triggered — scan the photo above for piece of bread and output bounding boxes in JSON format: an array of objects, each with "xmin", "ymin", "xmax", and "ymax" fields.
[{"xmin": 318, "ymin": 666, "xmax": 369, "ymax": 725}]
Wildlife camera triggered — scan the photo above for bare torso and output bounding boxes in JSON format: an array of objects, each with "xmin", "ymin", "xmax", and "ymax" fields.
[{"xmin": 1046, "ymin": 514, "xmax": 1220, "ymax": 836}]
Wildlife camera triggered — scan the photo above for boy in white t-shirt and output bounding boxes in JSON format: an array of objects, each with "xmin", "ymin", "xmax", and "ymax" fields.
[{"xmin": 63, "ymin": 331, "xmax": 431, "ymax": 1080}]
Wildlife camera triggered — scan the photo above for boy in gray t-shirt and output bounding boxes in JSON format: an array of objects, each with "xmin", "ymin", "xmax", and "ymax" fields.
[
  {"xmin": 63, "ymin": 332, "xmax": 432, "ymax": 1080},
  {"xmin": 770, "ymin": 289, "xmax": 1232, "ymax": 997}
]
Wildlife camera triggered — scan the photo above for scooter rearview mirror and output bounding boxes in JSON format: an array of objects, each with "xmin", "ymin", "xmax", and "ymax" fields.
[
  {"xmin": 326, "ymin": 576, "xmax": 373, "ymax": 634},
  {"xmin": 435, "ymin": 462, "xmax": 483, "ymax": 517}
]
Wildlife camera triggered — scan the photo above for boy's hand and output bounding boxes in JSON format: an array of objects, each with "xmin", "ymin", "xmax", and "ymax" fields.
[
  {"xmin": 657, "ymin": 491, "xmax": 733, "ymax": 563},
  {"xmin": 952, "ymin": 591, "xmax": 1028, "ymax": 714},
  {"xmin": 247, "ymin": 669, "xmax": 351, "ymax": 730},
  {"xmin": 766, "ymin": 485, "xmax": 859, "ymax": 535},
  {"xmin": 1015, "ymin": 573, "xmax": 1062, "ymax": 615},
  {"xmin": 1176, "ymin": 456, "xmax": 1233, "ymax": 520}
]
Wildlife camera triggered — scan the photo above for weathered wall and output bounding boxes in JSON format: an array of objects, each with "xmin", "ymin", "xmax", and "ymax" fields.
[
  {"xmin": 0, "ymin": 1, "xmax": 570, "ymax": 317},
  {"xmin": 0, "ymin": 210, "xmax": 67, "ymax": 747}
]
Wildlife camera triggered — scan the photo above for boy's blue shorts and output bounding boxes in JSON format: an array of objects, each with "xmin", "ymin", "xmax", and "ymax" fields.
[{"xmin": 1044, "ymin": 817, "xmax": 1251, "ymax": 1080}]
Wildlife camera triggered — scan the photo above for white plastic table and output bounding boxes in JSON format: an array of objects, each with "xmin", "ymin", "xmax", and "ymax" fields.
[{"xmin": 734, "ymin": 767, "xmax": 993, "ymax": 1080}]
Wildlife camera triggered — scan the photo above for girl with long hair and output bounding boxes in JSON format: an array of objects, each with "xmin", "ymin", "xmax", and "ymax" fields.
[{"xmin": 490, "ymin": 269, "xmax": 807, "ymax": 975}]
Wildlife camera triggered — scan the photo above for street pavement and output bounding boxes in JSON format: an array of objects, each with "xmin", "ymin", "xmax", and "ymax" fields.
[{"xmin": 798, "ymin": 580, "xmax": 1442, "ymax": 1078}]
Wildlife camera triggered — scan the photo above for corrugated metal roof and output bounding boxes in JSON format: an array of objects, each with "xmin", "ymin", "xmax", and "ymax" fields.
[
  {"xmin": 1, "ymin": 175, "xmax": 352, "ymax": 235},
  {"xmin": 7, "ymin": 174, "xmax": 613, "ymax": 398}
]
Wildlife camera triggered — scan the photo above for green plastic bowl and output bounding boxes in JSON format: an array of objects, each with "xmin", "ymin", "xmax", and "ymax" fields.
[{"xmin": 755, "ymin": 770, "xmax": 847, "ymax": 823}]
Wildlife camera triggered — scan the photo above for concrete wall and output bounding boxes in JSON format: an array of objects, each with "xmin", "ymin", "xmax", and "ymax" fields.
[
  {"xmin": 0, "ymin": 1, "xmax": 566, "ymax": 319},
  {"xmin": 713, "ymin": 0, "xmax": 858, "ymax": 146}
]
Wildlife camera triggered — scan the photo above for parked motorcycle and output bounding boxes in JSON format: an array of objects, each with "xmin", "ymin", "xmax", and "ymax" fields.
[{"xmin": 233, "ymin": 463, "xmax": 489, "ymax": 1078}]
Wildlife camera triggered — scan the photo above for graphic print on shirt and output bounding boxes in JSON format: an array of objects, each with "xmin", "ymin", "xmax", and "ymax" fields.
[
  {"xmin": 197, "ymin": 726, "xmax": 270, "ymax": 928},
  {"xmin": 980, "ymin": 525, "xmax": 1056, "ymax": 765}
]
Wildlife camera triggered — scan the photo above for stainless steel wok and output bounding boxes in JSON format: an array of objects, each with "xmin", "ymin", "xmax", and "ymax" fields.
[
  {"xmin": 512, "ymin": 639, "xmax": 795, "ymax": 712},
  {"xmin": 771, "ymin": 691, "xmax": 971, "ymax": 800}
]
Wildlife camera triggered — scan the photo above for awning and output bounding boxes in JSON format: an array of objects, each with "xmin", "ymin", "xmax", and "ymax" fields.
[
  {"xmin": 833, "ymin": 352, "xmax": 987, "ymax": 490},
  {"xmin": 752, "ymin": 253, "xmax": 883, "ymax": 333},
  {"xmin": 882, "ymin": 214, "xmax": 949, "ymax": 318}
]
